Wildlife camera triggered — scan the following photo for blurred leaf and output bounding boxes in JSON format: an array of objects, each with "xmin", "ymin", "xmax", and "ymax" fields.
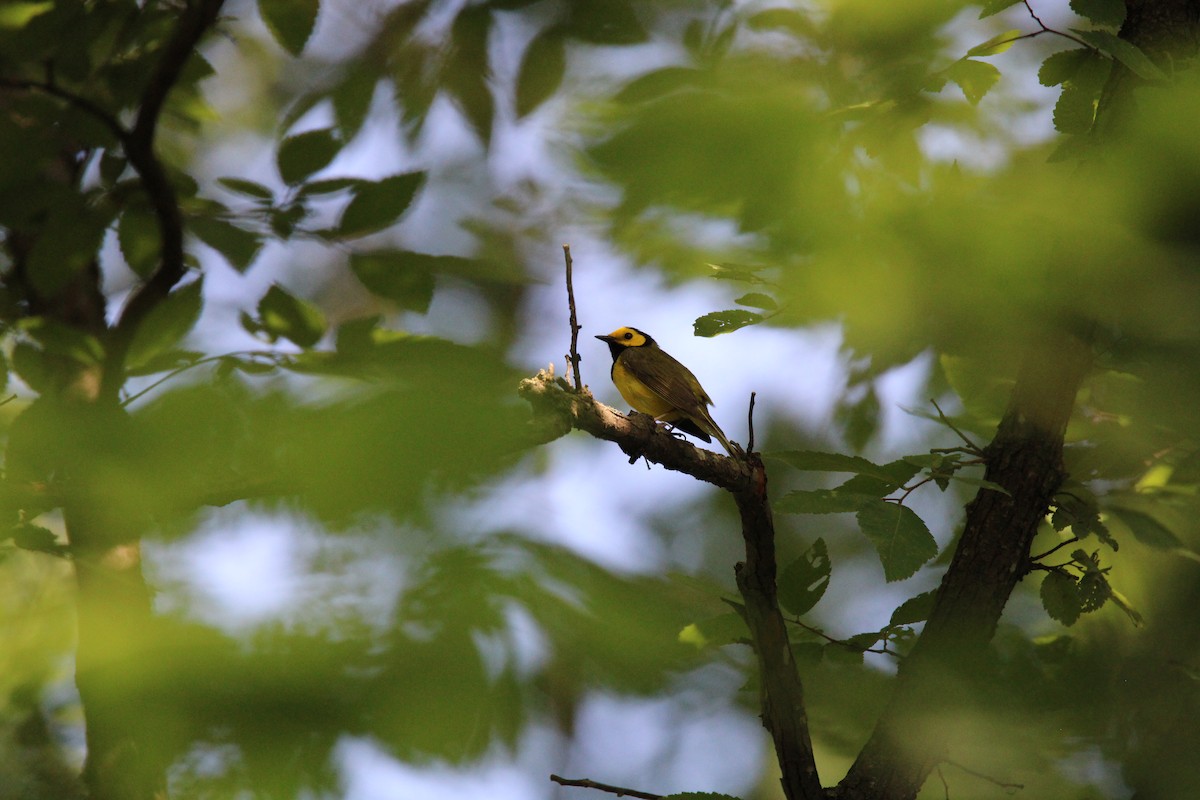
[
  {"xmin": 20, "ymin": 317, "xmax": 104, "ymax": 363},
  {"xmin": 298, "ymin": 177, "xmax": 359, "ymax": 197},
  {"xmin": 615, "ymin": 67, "xmax": 706, "ymax": 104},
  {"xmin": 965, "ymin": 29, "xmax": 1021, "ymax": 57},
  {"xmin": 779, "ymin": 538, "xmax": 831, "ymax": 616},
  {"xmin": 11, "ymin": 342, "xmax": 51, "ymax": 394},
  {"xmin": 126, "ymin": 278, "xmax": 204, "ymax": 372},
  {"xmin": 25, "ymin": 203, "xmax": 109, "ymax": 297},
  {"xmin": 258, "ymin": 0, "xmax": 319, "ymax": 56},
  {"xmin": 1072, "ymin": 29, "xmax": 1167, "ymax": 81},
  {"xmin": 694, "ymin": 310, "xmax": 763, "ymax": 337},
  {"xmin": 118, "ymin": 208, "xmax": 163, "ymax": 278},
  {"xmin": 332, "ymin": 70, "xmax": 377, "ymax": 141},
  {"xmin": 889, "ymin": 589, "xmax": 938, "ymax": 625},
  {"xmin": 856, "ymin": 500, "xmax": 937, "ymax": 582},
  {"xmin": 445, "ymin": 4, "xmax": 494, "ymax": 144},
  {"xmin": 349, "ymin": 251, "xmax": 436, "ymax": 312},
  {"xmin": 562, "ymin": 0, "xmax": 645, "ymax": 44},
  {"xmin": 1070, "ymin": 0, "xmax": 1125, "ymax": 28},
  {"xmin": 734, "ymin": 292, "xmax": 777, "ymax": 310},
  {"xmin": 0, "ymin": 1, "xmax": 52, "ymax": 28},
  {"xmin": 11, "ymin": 523, "xmax": 63, "ymax": 555},
  {"xmin": 746, "ymin": 7, "xmax": 815, "ymax": 38},
  {"xmin": 768, "ymin": 451, "xmax": 919, "ymax": 487},
  {"xmin": 1110, "ymin": 506, "xmax": 1183, "ymax": 549},
  {"xmin": 335, "ymin": 172, "xmax": 426, "ymax": 238},
  {"xmin": 678, "ymin": 612, "xmax": 748, "ymax": 649},
  {"xmin": 776, "ymin": 487, "xmax": 877, "ymax": 514},
  {"xmin": 277, "ymin": 128, "xmax": 342, "ymax": 185},
  {"xmin": 1041, "ymin": 570, "xmax": 1082, "ymax": 626},
  {"xmin": 978, "ymin": 0, "xmax": 1022, "ymax": 18},
  {"xmin": 217, "ymin": 177, "xmax": 275, "ymax": 200},
  {"xmin": 256, "ymin": 284, "xmax": 327, "ymax": 348},
  {"xmin": 945, "ymin": 58, "xmax": 1001, "ymax": 105},
  {"xmin": 190, "ymin": 217, "xmax": 263, "ymax": 272},
  {"xmin": 515, "ymin": 27, "xmax": 566, "ymax": 118},
  {"xmin": 840, "ymin": 386, "xmax": 880, "ymax": 452}
]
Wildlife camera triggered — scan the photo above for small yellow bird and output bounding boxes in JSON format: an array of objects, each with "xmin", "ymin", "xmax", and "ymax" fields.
[{"xmin": 595, "ymin": 326, "xmax": 734, "ymax": 454}]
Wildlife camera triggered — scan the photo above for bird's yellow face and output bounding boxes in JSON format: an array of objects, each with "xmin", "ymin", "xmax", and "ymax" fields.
[{"xmin": 597, "ymin": 326, "xmax": 651, "ymax": 349}]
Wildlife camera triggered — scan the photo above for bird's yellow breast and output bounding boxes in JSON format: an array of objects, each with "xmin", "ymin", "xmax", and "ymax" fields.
[{"xmin": 611, "ymin": 358, "xmax": 676, "ymax": 419}]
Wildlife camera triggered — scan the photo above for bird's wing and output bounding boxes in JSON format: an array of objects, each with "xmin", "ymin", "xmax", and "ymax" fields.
[{"xmin": 620, "ymin": 347, "xmax": 712, "ymax": 414}]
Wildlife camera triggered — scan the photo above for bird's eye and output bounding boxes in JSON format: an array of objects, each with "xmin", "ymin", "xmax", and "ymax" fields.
[{"xmin": 623, "ymin": 332, "xmax": 632, "ymax": 340}]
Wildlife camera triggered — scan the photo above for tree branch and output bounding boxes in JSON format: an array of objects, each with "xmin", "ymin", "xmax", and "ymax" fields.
[
  {"xmin": 550, "ymin": 774, "xmax": 662, "ymax": 800},
  {"xmin": 103, "ymin": 0, "xmax": 227, "ymax": 401},
  {"xmin": 521, "ymin": 370, "xmax": 823, "ymax": 799},
  {"xmin": 835, "ymin": 331, "xmax": 1093, "ymax": 800}
]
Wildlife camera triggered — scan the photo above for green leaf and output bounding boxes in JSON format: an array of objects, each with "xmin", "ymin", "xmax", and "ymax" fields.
[
  {"xmin": 746, "ymin": 8, "xmax": 815, "ymax": 38},
  {"xmin": 189, "ymin": 217, "xmax": 263, "ymax": 273},
  {"xmin": 1070, "ymin": 0, "xmax": 1126, "ymax": 29},
  {"xmin": 515, "ymin": 27, "xmax": 566, "ymax": 118},
  {"xmin": 11, "ymin": 343, "xmax": 51, "ymax": 394},
  {"xmin": 734, "ymin": 292, "xmax": 777, "ymax": 310},
  {"xmin": 677, "ymin": 612, "xmax": 748, "ymax": 649},
  {"xmin": 948, "ymin": 474, "xmax": 1011, "ymax": 495},
  {"xmin": 25, "ymin": 205, "xmax": 109, "ymax": 297},
  {"xmin": 1038, "ymin": 48, "xmax": 1092, "ymax": 87},
  {"xmin": 945, "ymin": 58, "xmax": 1002, "ymax": 105},
  {"xmin": 768, "ymin": 451, "xmax": 919, "ymax": 486},
  {"xmin": 1110, "ymin": 507, "xmax": 1182, "ymax": 549},
  {"xmin": 775, "ymin": 488, "xmax": 876, "ymax": 514},
  {"xmin": 126, "ymin": 279, "xmax": 204, "ymax": 372},
  {"xmin": 336, "ymin": 172, "xmax": 426, "ymax": 238},
  {"xmin": 1041, "ymin": 571, "xmax": 1082, "ymax": 626},
  {"xmin": 445, "ymin": 5, "xmax": 494, "ymax": 144},
  {"xmin": 890, "ymin": 589, "xmax": 938, "ymax": 626},
  {"xmin": 349, "ymin": 251, "xmax": 437, "ymax": 313},
  {"xmin": 0, "ymin": 1, "xmax": 53, "ymax": 28},
  {"xmin": 298, "ymin": 177, "xmax": 360, "ymax": 196},
  {"xmin": 707, "ymin": 262, "xmax": 769, "ymax": 284},
  {"xmin": 332, "ymin": 70, "xmax": 377, "ymax": 140},
  {"xmin": 856, "ymin": 500, "xmax": 938, "ymax": 582},
  {"xmin": 615, "ymin": 67, "xmax": 705, "ymax": 104},
  {"xmin": 693, "ymin": 310, "xmax": 763, "ymax": 337},
  {"xmin": 12, "ymin": 523, "xmax": 62, "ymax": 555},
  {"xmin": 779, "ymin": 538, "xmax": 831, "ymax": 616},
  {"xmin": 118, "ymin": 209, "xmax": 163, "ymax": 278},
  {"xmin": 256, "ymin": 284, "xmax": 327, "ymax": 348},
  {"xmin": 277, "ymin": 128, "xmax": 342, "ymax": 185},
  {"xmin": 258, "ymin": 0, "xmax": 320, "ymax": 56},
  {"xmin": 562, "ymin": 0, "xmax": 646, "ymax": 45},
  {"xmin": 1050, "ymin": 50, "xmax": 1111, "ymax": 134},
  {"xmin": 218, "ymin": 177, "xmax": 275, "ymax": 201},
  {"xmin": 19, "ymin": 317, "xmax": 104, "ymax": 364},
  {"xmin": 978, "ymin": 0, "xmax": 1022, "ymax": 18},
  {"xmin": 966, "ymin": 29, "xmax": 1022, "ymax": 57},
  {"xmin": 1072, "ymin": 29, "xmax": 1167, "ymax": 82}
]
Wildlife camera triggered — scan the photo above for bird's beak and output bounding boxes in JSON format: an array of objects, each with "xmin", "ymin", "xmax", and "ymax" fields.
[{"xmin": 594, "ymin": 334, "xmax": 612, "ymax": 342}]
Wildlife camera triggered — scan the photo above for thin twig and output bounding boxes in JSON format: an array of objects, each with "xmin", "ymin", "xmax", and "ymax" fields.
[
  {"xmin": 747, "ymin": 391, "xmax": 757, "ymax": 453},
  {"xmin": 550, "ymin": 774, "xmax": 662, "ymax": 800},
  {"xmin": 0, "ymin": 78, "xmax": 129, "ymax": 141},
  {"xmin": 931, "ymin": 398, "xmax": 984, "ymax": 456},
  {"xmin": 944, "ymin": 759, "xmax": 1025, "ymax": 793},
  {"xmin": 786, "ymin": 616, "xmax": 901, "ymax": 659},
  {"xmin": 1029, "ymin": 536, "xmax": 1079, "ymax": 563},
  {"xmin": 563, "ymin": 244, "xmax": 583, "ymax": 392}
]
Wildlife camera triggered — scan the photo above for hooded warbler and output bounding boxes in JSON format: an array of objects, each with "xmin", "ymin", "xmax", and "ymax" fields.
[{"xmin": 596, "ymin": 326, "xmax": 734, "ymax": 454}]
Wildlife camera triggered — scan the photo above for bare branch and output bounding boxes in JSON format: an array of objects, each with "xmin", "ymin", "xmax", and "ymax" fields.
[
  {"xmin": 550, "ymin": 774, "xmax": 662, "ymax": 800},
  {"xmin": 563, "ymin": 244, "xmax": 583, "ymax": 392}
]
